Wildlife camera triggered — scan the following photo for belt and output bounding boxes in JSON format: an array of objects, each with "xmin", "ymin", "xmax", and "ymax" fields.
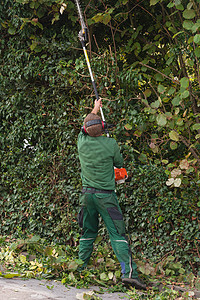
[{"xmin": 82, "ymin": 187, "xmax": 114, "ymax": 194}]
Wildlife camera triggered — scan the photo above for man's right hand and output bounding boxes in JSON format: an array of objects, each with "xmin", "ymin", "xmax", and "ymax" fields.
[{"xmin": 92, "ymin": 98, "xmax": 102, "ymax": 114}]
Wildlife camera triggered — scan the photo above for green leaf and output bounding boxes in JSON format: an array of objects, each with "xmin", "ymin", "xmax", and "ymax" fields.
[
  {"xmin": 183, "ymin": 9, "xmax": 196, "ymax": 19},
  {"xmin": 183, "ymin": 20, "xmax": 194, "ymax": 30},
  {"xmin": 170, "ymin": 142, "xmax": 178, "ymax": 150},
  {"xmin": 176, "ymin": 4, "xmax": 184, "ymax": 10},
  {"xmin": 194, "ymin": 34, "xmax": 200, "ymax": 44},
  {"xmin": 94, "ymin": 236, "xmax": 103, "ymax": 244},
  {"xmin": 92, "ymin": 13, "xmax": 103, "ymax": 23},
  {"xmin": 144, "ymin": 89, "xmax": 151, "ymax": 98},
  {"xmin": 138, "ymin": 153, "xmax": 147, "ymax": 163},
  {"xmin": 162, "ymin": 159, "xmax": 168, "ymax": 164},
  {"xmin": 172, "ymin": 96, "xmax": 181, "ymax": 106},
  {"xmin": 167, "ymin": 2, "xmax": 174, "ymax": 8},
  {"xmin": 151, "ymin": 100, "xmax": 160, "ymax": 109},
  {"xmin": 102, "ymin": 14, "xmax": 111, "ymax": 25},
  {"xmin": 192, "ymin": 123, "xmax": 200, "ymax": 131},
  {"xmin": 174, "ymin": 0, "xmax": 181, "ymax": 5},
  {"xmin": 197, "ymin": 201, "xmax": 200, "ymax": 207},
  {"xmin": 8, "ymin": 27, "xmax": 16, "ymax": 35},
  {"xmin": 30, "ymin": 41, "xmax": 38, "ymax": 51},
  {"xmin": 157, "ymin": 84, "xmax": 165, "ymax": 94},
  {"xmin": 167, "ymin": 87, "xmax": 175, "ymax": 96},
  {"xmin": 194, "ymin": 47, "xmax": 200, "ymax": 57},
  {"xmin": 169, "ymin": 130, "xmax": 179, "ymax": 141},
  {"xmin": 37, "ymin": 7, "xmax": 46, "ymax": 18},
  {"xmin": 20, "ymin": 255, "xmax": 27, "ymax": 264},
  {"xmin": 67, "ymin": 261, "xmax": 78, "ymax": 271},
  {"xmin": 150, "ymin": 0, "xmax": 159, "ymax": 5},
  {"xmin": 100, "ymin": 272, "xmax": 108, "ymax": 281},
  {"xmin": 3, "ymin": 273, "xmax": 21, "ymax": 278},
  {"xmin": 180, "ymin": 77, "xmax": 189, "ymax": 88},
  {"xmin": 181, "ymin": 90, "xmax": 189, "ymax": 99},
  {"xmin": 156, "ymin": 114, "xmax": 167, "ymax": 126},
  {"xmin": 191, "ymin": 22, "xmax": 200, "ymax": 33},
  {"xmin": 158, "ymin": 216, "xmax": 164, "ymax": 223},
  {"xmin": 176, "ymin": 118, "xmax": 184, "ymax": 126},
  {"xmin": 125, "ymin": 124, "xmax": 132, "ymax": 130}
]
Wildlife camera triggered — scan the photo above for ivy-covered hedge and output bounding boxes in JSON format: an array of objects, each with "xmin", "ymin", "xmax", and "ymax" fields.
[
  {"xmin": 1, "ymin": 143, "xmax": 199, "ymax": 273},
  {"xmin": 118, "ymin": 165, "xmax": 200, "ymax": 271},
  {"xmin": 0, "ymin": 0, "xmax": 199, "ymax": 275}
]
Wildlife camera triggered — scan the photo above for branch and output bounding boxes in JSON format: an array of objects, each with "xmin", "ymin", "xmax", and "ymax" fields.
[{"xmin": 139, "ymin": 62, "xmax": 179, "ymax": 84}]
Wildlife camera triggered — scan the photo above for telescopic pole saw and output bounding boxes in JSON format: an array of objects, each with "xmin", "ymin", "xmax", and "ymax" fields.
[
  {"xmin": 74, "ymin": 0, "xmax": 128, "ymax": 183},
  {"xmin": 74, "ymin": 0, "xmax": 109, "ymax": 137}
]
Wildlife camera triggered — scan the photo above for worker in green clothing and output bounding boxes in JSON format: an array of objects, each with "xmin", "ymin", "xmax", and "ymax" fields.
[{"xmin": 77, "ymin": 99, "xmax": 146, "ymax": 290}]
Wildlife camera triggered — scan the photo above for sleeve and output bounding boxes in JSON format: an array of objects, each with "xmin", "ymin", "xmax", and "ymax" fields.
[{"xmin": 113, "ymin": 140, "xmax": 124, "ymax": 168}]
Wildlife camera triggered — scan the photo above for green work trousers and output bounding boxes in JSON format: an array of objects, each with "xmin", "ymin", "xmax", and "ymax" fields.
[{"xmin": 78, "ymin": 191, "xmax": 138, "ymax": 279}]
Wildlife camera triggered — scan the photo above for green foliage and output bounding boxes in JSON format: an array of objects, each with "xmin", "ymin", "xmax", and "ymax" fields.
[
  {"xmin": 0, "ymin": 0, "xmax": 200, "ymax": 282},
  {"xmin": 0, "ymin": 236, "xmax": 199, "ymax": 299}
]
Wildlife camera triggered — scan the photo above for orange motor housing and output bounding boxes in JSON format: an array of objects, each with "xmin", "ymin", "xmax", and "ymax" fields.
[{"xmin": 114, "ymin": 168, "xmax": 128, "ymax": 184}]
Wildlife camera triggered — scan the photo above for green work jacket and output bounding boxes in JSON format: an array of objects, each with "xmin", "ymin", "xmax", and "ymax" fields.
[{"xmin": 77, "ymin": 132, "xmax": 123, "ymax": 190}]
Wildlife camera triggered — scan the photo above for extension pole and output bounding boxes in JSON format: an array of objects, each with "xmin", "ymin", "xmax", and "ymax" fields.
[
  {"xmin": 80, "ymin": 40, "xmax": 106, "ymax": 122},
  {"xmin": 74, "ymin": 0, "xmax": 109, "ymax": 137}
]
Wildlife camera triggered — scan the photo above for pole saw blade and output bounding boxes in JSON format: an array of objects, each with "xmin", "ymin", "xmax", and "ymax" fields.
[{"xmin": 74, "ymin": 0, "xmax": 88, "ymax": 42}]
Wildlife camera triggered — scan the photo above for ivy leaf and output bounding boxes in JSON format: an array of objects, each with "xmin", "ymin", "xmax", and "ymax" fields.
[
  {"xmin": 167, "ymin": 87, "xmax": 175, "ymax": 96},
  {"xmin": 181, "ymin": 90, "xmax": 189, "ymax": 99},
  {"xmin": 157, "ymin": 84, "xmax": 165, "ymax": 94},
  {"xmin": 171, "ymin": 168, "xmax": 181, "ymax": 178},
  {"xmin": 151, "ymin": 100, "xmax": 160, "ymax": 109},
  {"xmin": 20, "ymin": 255, "xmax": 27, "ymax": 264},
  {"xmin": 138, "ymin": 153, "xmax": 147, "ymax": 163},
  {"xmin": 183, "ymin": 9, "xmax": 196, "ymax": 19},
  {"xmin": 170, "ymin": 141, "xmax": 178, "ymax": 150},
  {"xmin": 180, "ymin": 77, "xmax": 189, "ymax": 88},
  {"xmin": 183, "ymin": 20, "xmax": 194, "ymax": 30},
  {"xmin": 143, "ymin": 89, "xmax": 151, "ymax": 97},
  {"xmin": 108, "ymin": 272, "xmax": 113, "ymax": 279},
  {"xmin": 158, "ymin": 216, "xmax": 164, "ymax": 223},
  {"xmin": 103, "ymin": 14, "xmax": 111, "ymax": 25},
  {"xmin": 67, "ymin": 261, "xmax": 78, "ymax": 271},
  {"xmin": 194, "ymin": 34, "xmax": 200, "ymax": 44},
  {"xmin": 166, "ymin": 178, "xmax": 174, "ymax": 186},
  {"xmin": 156, "ymin": 114, "xmax": 167, "ymax": 126},
  {"xmin": 174, "ymin": 178, "xmax": 181, "ymax": 187},
  {"xmin": 125, "ymin": 124, "xmax": 132, "ymax": 130},
  {"xmin": 100, "ymin": 272, "xmax": 108, "ymax": 281},
  {"xmin": 92, "ymin": 13, "xmax": 103, "ymax": 23},
  {"xmin": 150, "ymin": 0, "xmax": 159, "ymax": 5},
  {"xmin": 8, "ymin": 27, "xmax": 16, "ymax": 35},
  {"xmin": 179, "ymin": 159, "xmax": 189, "ymax": 170},
  {"xmin": 192, "ymin": 123, "xmax": 200, "ymax": 131},
  {"xmin": 172, "ymin": 96, "xmax": 181, "ymax": 106},
  {"xmin": 194, "ymin": 47, "xmax": 200, "ymax": 57},
  {"xmin": 169, "ymin": 130, "xmax": 179, "ymax": 141}
]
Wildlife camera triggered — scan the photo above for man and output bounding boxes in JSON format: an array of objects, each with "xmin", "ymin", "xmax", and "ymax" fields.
[{"xmin": 77, "ymin": 99, "xmax": 146, "ymax": 290}]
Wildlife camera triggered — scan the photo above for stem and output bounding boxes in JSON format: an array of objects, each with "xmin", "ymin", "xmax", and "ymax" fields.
[
  {"xmin": 178, "ymin": 133, "xmax": 200, "ymax": 166},
  {"xmin": 139, "ymin": 62, "xmax": 179, "ymax": 84}
]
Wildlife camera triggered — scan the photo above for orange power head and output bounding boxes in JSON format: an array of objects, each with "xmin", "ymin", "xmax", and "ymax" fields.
[{"xmin": 114, "ymin": 168, "xmax": 128, "ymax": 184}]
